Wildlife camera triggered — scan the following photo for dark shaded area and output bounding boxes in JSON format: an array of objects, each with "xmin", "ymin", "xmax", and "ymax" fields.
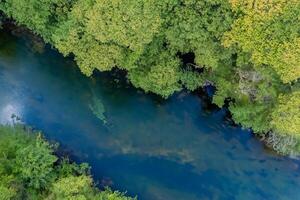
[
  {"xmin": 178, "ymin": 52, "xmax": 195, "ymax": 66},
  {"xmin": 178, "ymin": 52, "xmax": 204, "ymax": 73}
]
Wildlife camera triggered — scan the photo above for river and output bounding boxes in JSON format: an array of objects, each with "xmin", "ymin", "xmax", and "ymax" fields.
[{"xmin": 0, "ymin": 29, "xmax": 300, "ymax": 200}]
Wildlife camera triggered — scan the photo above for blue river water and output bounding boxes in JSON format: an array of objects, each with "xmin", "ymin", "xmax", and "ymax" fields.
[{"xmin": 0, "ymin": 29, "xmax": 300, "ymax": 200}]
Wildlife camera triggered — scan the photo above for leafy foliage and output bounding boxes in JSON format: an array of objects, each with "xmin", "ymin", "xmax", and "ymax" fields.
[
  {"xmin": 271, "ymin": 91, "xmax": 300, "ymax": 136},
  {"xmin": 0, "ymin": 125, "xmax": 135, "ymax": 200},
  {"xmin": 48, "ymin": 175, "xmax": 95, "ymax": 199},
  {"xmin": 14, "ymin": 135, "xmax": 57, "ymax": 190},
  {"xmin": 128, "ymin": 39, "xmax": 182, "ymax": 97},
  {"xmin": 223, "ymin": 0, "xmax": 300, "ymax": 83}
]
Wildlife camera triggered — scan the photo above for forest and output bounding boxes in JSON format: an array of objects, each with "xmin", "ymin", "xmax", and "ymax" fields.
[{"xmin": 0, "ymin": 0, "xmax": 299, "ymax": 154}]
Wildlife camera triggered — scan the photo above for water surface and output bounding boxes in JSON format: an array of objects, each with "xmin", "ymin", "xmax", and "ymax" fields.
[{"xmin": 0, "ymin": 30, "xmax": 300, "ymax": 200}]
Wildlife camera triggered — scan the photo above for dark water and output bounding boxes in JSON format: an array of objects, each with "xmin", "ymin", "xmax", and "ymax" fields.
[{"xmin": 1, "ymin": 29, "xmax": 300, "ymax": 200}]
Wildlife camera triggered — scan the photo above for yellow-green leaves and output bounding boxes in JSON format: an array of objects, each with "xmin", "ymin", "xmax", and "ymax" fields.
[
  {"xmin": 52, "ymin": 0, "xmax": 164, "ymax": 76},
  {"xmin": 0, "ymin": 0, "xmax": 71, "ymax": 41},
  {"xmin": 229, "ymin": 0, "xmax": 293, "ymax": 15},
  {"xmin": 86, "ymin": 0, "xmax": 162, "ymax": 51},
  {"xmin": 49, "ymin": 175, "xmax": 94, "ymax": 199},
  {"xmin": 279, "ymin": 38, "xmax": 300, "ymax": 83},
  {"xmin": 129, "ymin": 49, "xmax": 182, "ymax": 98},
  {"xmin": 224, "ymin": 0, "xmax": 300, "ymax": 83},
  {"xmin": 15, "ymin": 135, "xmax": 57, "ymax": 190},
  {"xmin": 271, "ymin": 91, "xmax": 300, "ymax": 136}
]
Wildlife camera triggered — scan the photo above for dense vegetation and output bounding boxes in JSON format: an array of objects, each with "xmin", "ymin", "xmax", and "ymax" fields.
[
  {"xmin": 0, "ymin": 125, "xmax": 135, "ymax": 200},
  {"xmin": 0, "ymin": 0, "xmax": 299, "ymax": 153}
]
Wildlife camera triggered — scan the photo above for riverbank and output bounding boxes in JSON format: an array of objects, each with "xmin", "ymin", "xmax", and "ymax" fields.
[{"xmin": 0, "ymin": 125, "xmax": 135, "ymax": 199}]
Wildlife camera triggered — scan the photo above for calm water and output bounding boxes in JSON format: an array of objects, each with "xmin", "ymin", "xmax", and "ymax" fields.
[{"xmin": 1, "ymin": 29, "xmax": 300, "ymax": 200}]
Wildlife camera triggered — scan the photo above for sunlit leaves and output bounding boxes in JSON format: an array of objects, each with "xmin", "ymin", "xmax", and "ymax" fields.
[
  {"xmin": 224, "ymin": 0, "xmax": 300, "ymax": 83},
  {"xmin": 15, "ymin": 135, "xmax": 57, "ymax": 190},
  {"xmin": 48, "ymin": 175, "xmax": 94, "ymax": 199},
  {"xmin": 271, "ymin": 91, "xmax": 300, "ymax": 136},
  {"xmin": 52, "ymin": 0, "xmax": 164, "ymax": 76},
  {"xmin": 128, "ymin": 46, "xmax": 182, "ymax": 98},
  {"xmin": 86, "ymin": 0, "xmax": 162, "ymax": 51}
]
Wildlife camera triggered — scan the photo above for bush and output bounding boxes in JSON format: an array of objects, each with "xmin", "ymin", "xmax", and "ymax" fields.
[{"xmin": 0, "ymin": 125, "xmax": 136, "ymax": 200}]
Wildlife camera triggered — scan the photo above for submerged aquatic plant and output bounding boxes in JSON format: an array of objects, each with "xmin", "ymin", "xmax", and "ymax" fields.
[{"xmin": 89, "ymin": 95, "xmax": 107, "ymax": 124}]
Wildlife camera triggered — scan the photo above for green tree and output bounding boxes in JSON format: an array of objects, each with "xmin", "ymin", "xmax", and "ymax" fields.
[
  {"xmin": 52, "ymin": 0, "xmax": 164, "ymax": 75},
  {"xmin": 271, "ymin": 91, "xmax": 300, "ymax": 136},
  {"xmin": 223, "ymin": 0, "xmax": 300, "ymax": 83},
  {"xmin": 14, "ymin": 134, "xmax": 57, "ymax": 190},
  {"xmin": 47, "ymin": 175, "xmax": 95, "ymax": 200},
  {"xmin": 0, "ymin": 0, "xmax": 72, "ymax": 40},
  {"xmin": 165, "ymin": 0, "xmax": 234, "ymax": 70},
  {"xmin": 128, "ymin": 37, "xmax": 182, "ymax": 98}
]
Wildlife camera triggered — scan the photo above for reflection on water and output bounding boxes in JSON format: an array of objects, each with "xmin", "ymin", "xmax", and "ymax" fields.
[
  {"xmin": 0, "ymin": 103, "xmax": 22, "ymax": 124},
  {"xmin": 0, "ymin": 30, "xmax": 300, "ymax": 200}
]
